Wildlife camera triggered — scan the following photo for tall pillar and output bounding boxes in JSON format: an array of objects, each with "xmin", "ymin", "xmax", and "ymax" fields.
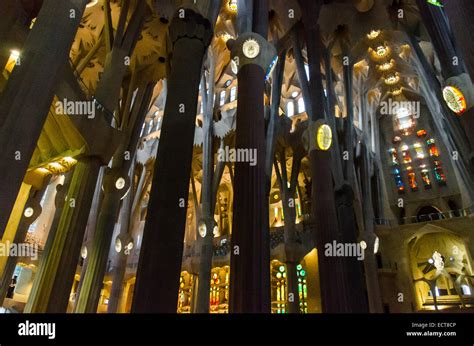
[
  {"xmin": 228, "ymin": 25, "xmax": 275, "ymax": 311},
  {"xmin": 74, "ymin": 166, "xmax": 129, "ymax": 312},
  {"xmin": 298, "ymin": 0, "xmax": 351, "ymax": 312},
  {"xmin": 416, "ymin": 0, "xmax": 474, "ymax": 165},
  {"xmin": 0, "ymin": 188, "xmax": 44, "ymax": 304},
  {"xmin": 131, "ymin": 9, "xmax": 212, "ymax": 313},
  {"xmin": 24, "ymin": 157, "xmax": 102, "ymax": 312},
  {"xmin": 0, "ymin": 0, "xmax": 88, "ymax": 238}
]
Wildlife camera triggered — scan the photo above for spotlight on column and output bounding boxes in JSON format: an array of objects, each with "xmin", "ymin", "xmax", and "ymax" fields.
[
  {"xmin": 81, "ymin": 245, "xmax": 88, "ymax": 259},
  {"xmin": 115, "ymin": 235, "xmax": 134, "ymax": 254},
  {"xmin": 24, "ymin": 207, "xmax": 34, "ymax": 218},
  {"xmin": 198, "ymin": 220, "xmax": 207, "ymax": 238}
]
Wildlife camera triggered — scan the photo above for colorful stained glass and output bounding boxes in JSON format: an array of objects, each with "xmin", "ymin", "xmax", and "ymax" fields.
[
  {"xmin": 395, "ymin": 175, "xmax": 405, "ymax": 192},
  {"xmin": 414, "ymin": 142, "xmax": 425, "ymax": 160},
  {"xmin": 297, "ymin": 264, "xmax": 308, "ymax": 313},
  {"xmin": 407, "ymin": 170, "xmax": 418, "ymax": 191},
  {"xmin": 401, "ymin": 145, "xmax": 412, "ymax": 163},
  {"xmin": 421, "ymin": 169, "xmax": 432, "ymax": 188},
  {"xmin": 417, "ymin": 129, "xmax": 427, "ymax": 138},
  {"xmin": 209, "ymin": 266, "xmax": 229, "ymax": 313},
  {"xmin": 271, "ymin": 261, "xmax": 287, "ymax": 313},
  {"xmin": 389, "ymin": 148, "xmax": 400, "ymax": 166},
  {"xmin": 433, "ymin": 161, "xmax": 447, "ymax": 185},
  {"xmin": 177, "ymin": 272, "xmax": 194, "ymax": 313},
  {"xmin": 426, "ymin": 138, "xmax": 439, "ymax": 157}
]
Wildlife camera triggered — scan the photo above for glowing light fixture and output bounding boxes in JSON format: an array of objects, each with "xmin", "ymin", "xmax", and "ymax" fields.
[
  {"xmin": 81, "ymin": 245, "xmax": 88, "ymax": 259},
  {"xmin": 374, "ymin": 237, "xmax": 380, "ymax": 254},
  {"xmin": 10, "ymin": 50, "xmax": 20, "ymax": 61},
  {"xmin": 391, "ymin": 88, "xmax": 403, "ymax": 96},
  {"xmin": 384, "ymin": 73, "xmax": 400, "ymax": 86},
  {"xmin": 24, "ymin": 207, "xmax": 34, "ymax": 218},
  {"xmin": 115, "ymin": 237, "xmax": 122, "ymax": 253},
  {"xmin": 377, "ymin": 60, "xmax": 395, "ymax": 72},
  {"xmin": 227, "ymin": 0, "xmax": 238, "ymax": 13},
  {"xmin": 427, "ymin": 0, "xmax": 443, "ymax": 7},
  {"xmin": 115, "ymin": 177, "xmax": 126, "ymax": 190},
  {"xmin": 442, "ymin": 85, "xmax": 467, "ymax": 115},
  {"xmin": 316, "ymin": 122, "xmax": 332, "ymax": 151},
  {"xmin": 198, "ymin": 221, "xmax": 207, "ymax": 238},
  {"xmin": 86, "ymin": 0, "xmax": 98, "ymax": 7},
  {"xmin": 376, "ymin": 45, "xmax": 389, "ymax": 57},
  {"xmin": 367, "ymin": 30, "xmax": 381, "ymax": 40},
  {"xmin": 242, "ymin": 38, "xmax": 260, "ymax": 59}
]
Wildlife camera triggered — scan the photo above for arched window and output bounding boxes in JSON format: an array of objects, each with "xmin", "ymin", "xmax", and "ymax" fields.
[
  {"xmin": 230, "ymin": 87, "xmax": 237, "ymax": 102},
  {"xmin": 297, "ymin": 97, "xmax": 305, "ymax": 113},
  {"xmin": 287, "ymin": 101, "xmax": 294, "ymax": 117},
  {"xmin": 219, "ymin": 90, "xmax": 226, "ymax": 106}
]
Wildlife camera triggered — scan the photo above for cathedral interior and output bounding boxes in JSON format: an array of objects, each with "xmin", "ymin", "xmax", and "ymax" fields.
[{"xmin": 0, "ymin": 0, "xmax": 473, "ymax": 314}]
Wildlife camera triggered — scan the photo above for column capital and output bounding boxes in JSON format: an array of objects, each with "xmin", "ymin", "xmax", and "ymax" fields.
[
  {"xmin": 169, "ymin": 9, "xmax": 213, "ymax": 48},
  {"xmin": 229, "ymin": 33, "xmax": 277, "ymax": 73}
]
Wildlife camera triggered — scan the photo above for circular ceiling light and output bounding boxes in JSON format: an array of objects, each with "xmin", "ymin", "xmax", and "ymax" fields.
[{"xmin": 242, "ymin": 39, "xmax": 260, "ymax": 59}]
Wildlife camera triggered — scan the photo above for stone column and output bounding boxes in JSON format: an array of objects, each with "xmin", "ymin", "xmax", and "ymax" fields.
[
  {"xmin": 228, "ymin": 30, "xmax": 275, "ymax": 313},
  {"xmin": 298, "ymin": 0, "xmax": 351, "ymax": 312},
  {"xmin": 131, "ymin": 9, "xmax": 212, "ymax": 313},
  {"xmin": 416, "ymin": 0, "xmax": 474, "ymax": 166},
  {"xmin": 24, "ymin": 157, "xmax": 102, "ymax": 312},
  {"xmin": 0, "ymin": 0, "xmax": 88, "ymax": 238},
  {"xmin": 0, "ymin": 189, "xmax": 44, "ymax": 304}
]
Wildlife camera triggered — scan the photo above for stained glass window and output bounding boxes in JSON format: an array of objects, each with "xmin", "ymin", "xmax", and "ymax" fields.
[
  {"xmin": 297, "ymin": 264, "xmax": 308, "ymax": 313},
  {"xmin": 407, "ymin": 167, "xmax": 418, "ymax": 191},
  {"xmin": 177, "ymin": 272, "xmax": 194, "ymax": 313},
  {"xmin": 395, "ymin": 174, "xmax": 405, "ymax": 193},
  {"xmin": 400, "ymin": 144, "xmax": 412, "ymax": 164},
  {"xmin": 417, "ymin": 129, "xmax": 427, "ymax": 138},
  {"xmin": 413, "ymin": 142, "xmax": 425, "ymax": 160},
  {"xmin": 420, "ymin": 169, "xmax": 432, "ymax": 189},
  {"xmin": 426, "ymin": 138, "xmax": 439, "ymax": 157},
  {"xmin": 210, "ymin": 266, "xmax": 229, "ymax": 313},
  {"xmin": 433, "ymin": 161, "xmax": 447, "ymax": 185},
  {"xmin": 271, "ymin": 261, "xmax": 287, "ymax": 313},
  {"xmin": 389, "ymin": 148, "xmax": 400, "ymax": 166}
]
